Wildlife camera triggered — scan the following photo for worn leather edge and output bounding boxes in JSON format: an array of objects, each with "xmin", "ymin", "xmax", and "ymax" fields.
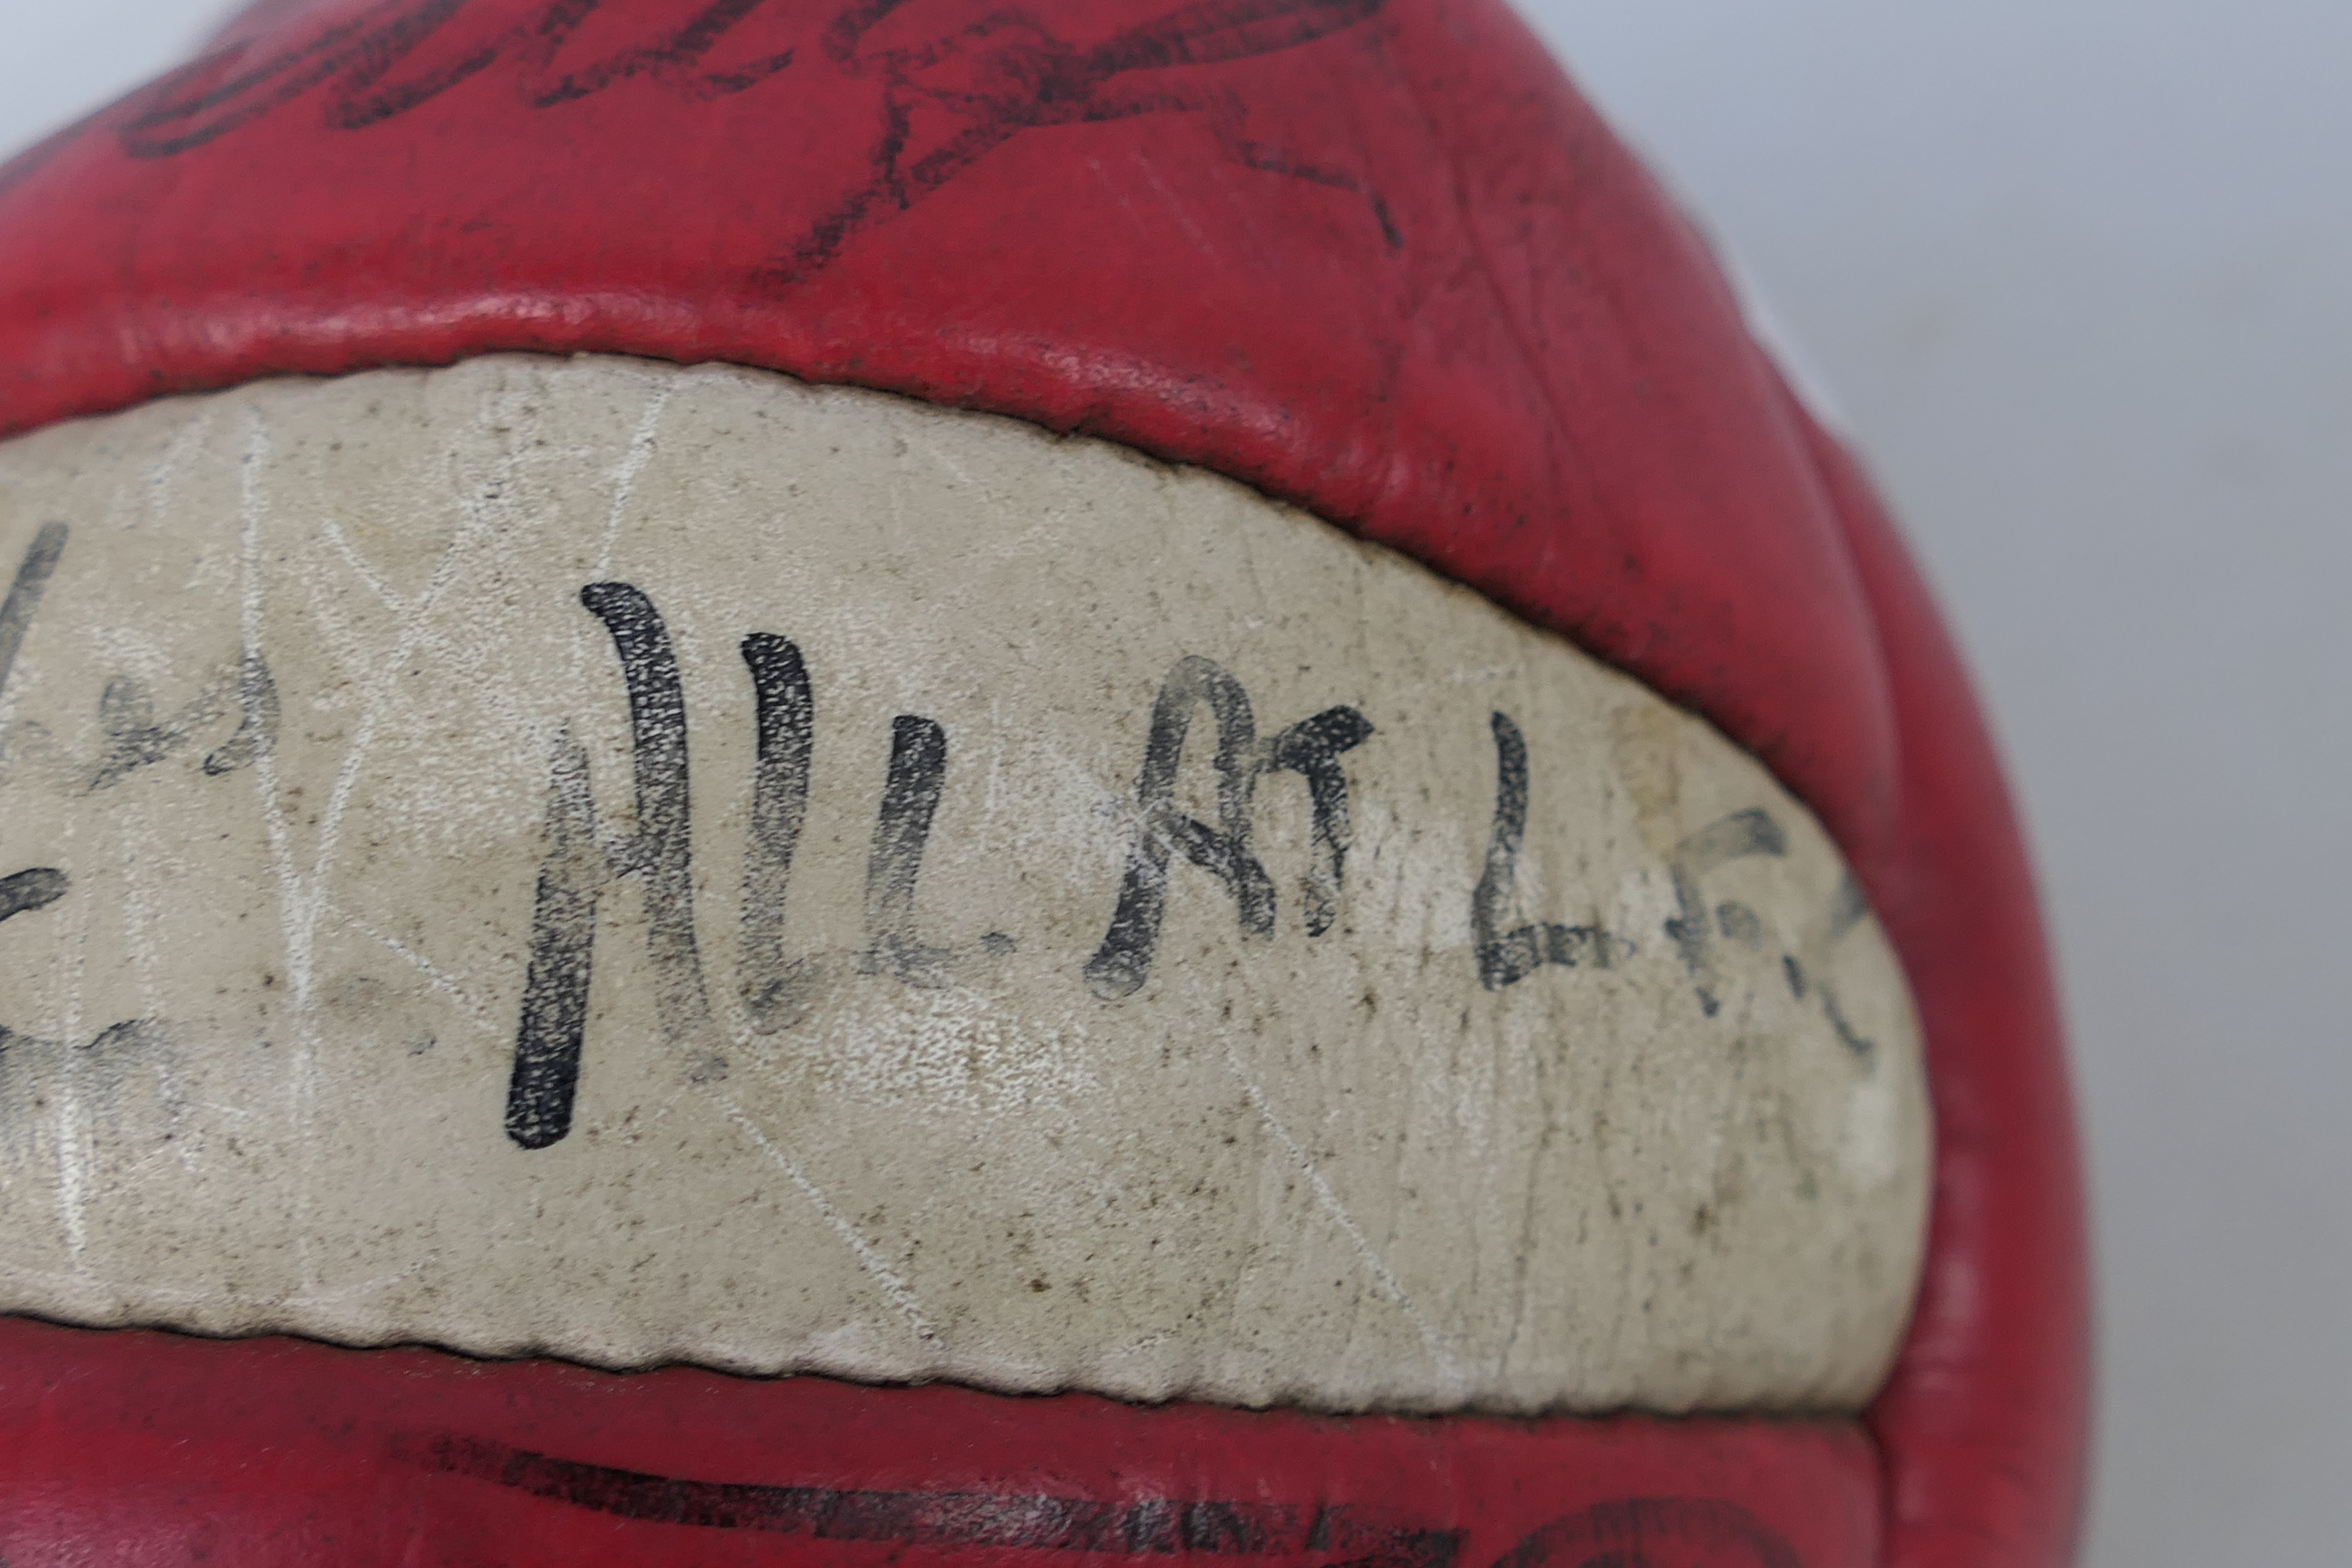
[{"xmin": 0, "ymin": 1, "xmax": 2090, "ymax": 1561}]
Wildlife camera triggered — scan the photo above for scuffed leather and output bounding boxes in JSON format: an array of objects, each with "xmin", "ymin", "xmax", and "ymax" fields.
[
  {"xmin": 0, "ymin": 1, "xmax": 2086, "ymax": 1564},
  {"xmin": 1795, "ymin": 399, "xmax": 2090, "ymax": 1568},
  {"xmin": 0, "ymin": 1318, "xmax": 1883, "ymax": 1566}
]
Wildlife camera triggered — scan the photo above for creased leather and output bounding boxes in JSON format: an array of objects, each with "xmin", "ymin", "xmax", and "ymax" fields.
[{"xmin": 0, "ymin": 1, "xmax": 2087, "ymax": 1563}]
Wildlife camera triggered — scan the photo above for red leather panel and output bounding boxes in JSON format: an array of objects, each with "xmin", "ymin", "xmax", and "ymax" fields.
[
  {"xmin": 1788, "ymin": 400, "xmax": 2090, "ymax": 1568},
  {"xmin": 0, "ymin": 1316, "xmax": 1878, "ymax": 1568},
  {"xmin": 0, "ymin": 1, "xmax": 2086, "ymax": 1563},
  {"xmin": 0, "ymin": 0, "xmax": 1892, "ymax": 871}
]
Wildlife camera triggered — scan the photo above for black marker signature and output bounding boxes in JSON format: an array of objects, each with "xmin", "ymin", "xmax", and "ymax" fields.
[
  {"xmin": 1662, "ymin": 808, "xmax": 1786, "ymax": 1018},
  {"xmin": 116, "ymin": 0, "xmax": 1400, "ymax": 279},
  {"xmin": 780, "ymin": 0, "xmax": 1399, "ymax": 278},
  {"xmin": 120, "ymin": 0, "xmax": 799, "ymax": 157},
  {"xmin": 410, "ymin": 1431, "xmax": 1804, "ymax": 1568},
  {"xmin": 1, "ymin": 525, "xmax": 74, "ymax": 961},
  {"xmin": 1085, "ymin": 654, "xmax": 1371, "ymax": 1001},
  {"xmin": 506, "ymin": 583, "xmax": 714, "ymax": 1149},
  {"xmin": 1471, "ymin": 711, "xmax": 1634, "ymax": 991},
  {"xmin": 857, "ymin": 713, "xmax": 1017, "ymax": 988},
  {"xmin": 506, "ymin": 581, "xmax": 1009, "ymax": 1149},
  {"xmin": 0, "ymin": 524, "xmax": 169, "ymax": 1076},
  {"xmin": 1659, "ymin": 804, "xmax": 1880, "ymax": 1054}
]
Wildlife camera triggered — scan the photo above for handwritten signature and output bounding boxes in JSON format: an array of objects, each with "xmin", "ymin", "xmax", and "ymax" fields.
[{"xmin": 114, "ymin": 0, "xmax": 1400, "ymax": 278}]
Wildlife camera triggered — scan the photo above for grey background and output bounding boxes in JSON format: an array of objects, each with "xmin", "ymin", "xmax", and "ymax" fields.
[{"xmin": 3, "ymin": 2, "xmax": 2345, "ymax": 1561}]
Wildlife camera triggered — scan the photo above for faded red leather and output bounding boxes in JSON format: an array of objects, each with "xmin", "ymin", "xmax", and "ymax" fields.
[
  {"xmin": 0, "ymin": 1, "xmax": 2085, "ymax": 1565},
  {"xmin": 0, "ymin": 1317, "xmax": 1879, "ymax": 1568},
  {"xmin": 1792, "ymin": 400, "xmax": 2091, "ymax": 1568}
]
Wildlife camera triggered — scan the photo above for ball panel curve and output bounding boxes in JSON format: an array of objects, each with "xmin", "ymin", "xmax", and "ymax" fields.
[
  {"xmin": 0, "ymin": 1316, "xmax": 1883, "ymax": 1568},
  {"xmin": 0, "ymin": 0, "xmax": 2090, "ymax": 1558},
  {"xmin": 0, "ymin": 356, "xmax": 1926, "ymax": 1415}
]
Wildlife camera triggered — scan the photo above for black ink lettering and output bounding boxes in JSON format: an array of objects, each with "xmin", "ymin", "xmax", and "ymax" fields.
[
  {"xmin": 1089, "ymin": 659, "xmax": 1273, "ymax": 1001},
  {"xmin": 0, "ymin": 523, "xmax": 215, "ymax": 1067},
  {"xmin": 1265, "ymin": 702, "xmax": 1376, "ymax": 937},
  {"xmin": 89, "ymin": 677, "xmax": 185, "ymax": 789},
  {"xmin": 1472, "ymin": 711, "xmax": 1530, "ymax": 988},
  {"xmin": 118, "ymin": 4, "xmax": 470, "ymax": 161},
  {"xmin": 1227, "ymin": 140, "xmax": 1402, "ymax": 249},
  {"xmin": 1664, "ymin": 808, "xmax": 1787, "ymax": 1016},
  {"xmin": 0, "ymin": 521, "xmax": 67, "ymax": 705},
  {"xmin": 1808, "ymin": 873, "xmax": 1878, "ymax": 1058},
  {"xmin": 115, "ymin": 0, "xmax": 1395, "ymax": 287},
  {"xmin": 0, "ymin": 526, "xmax": 76, "ymax": 1021},
  {"xmin": 583, "ymin": 582, "xmax": 711, "ymax": 1037},
  {"xmin": 778, "ymin": 0, "xmax": 1394, "ymax": 281},
  {"xmin": 0, "ymin": 527, "xmax": 92, "ymax": 1059},
  {"xmin": 1489, "ymin": 1498, "xmax": 1802, "ymax": 1568},
  {"xmin": 203, "ymin": 652, "xmax": 281, "ymax": 776},
  {"xmin": 120, "ymin": 0, "xmax": 796, "ymax": 158},
  {"xmin": 854, "ymin": 713, "xmax": 1015, "ymax": 990},
  {"xmin": 859, "ymin": 715, "xmax": 953, "ymax": 986},
  {"xmin": 506, "ymin": 730, "xmax": 604, "ymax": 1150},
  {"xmin": 1471, "ymin": 713, "xmax": 1633, "ymax": 991},
  {"xmin": 1782, "ymin": 953, "xmax": 1808, "ymax": 999},
  {"xmin": 1715, "ymin": 900, "xmax": 1763, "ymax": 947},
  {"xmin": 1086, "ymin": 656, "xmax": 1370, "ymax": 1001},
  {"xmin": 316, "ymin": 0, "xmax": 503, "ymax": 131},
  {"xmin": 521, "ymin": 0, "xmax": 797, "ymax": 107},
  {"xmin": 0, "ymin": 867, "xmax": 68, "ymax": 926},
  {"xmin": 0, "ymin": 1018, "xmax": 174, "ymax": 1171},
  {"xmin": 506, "ymin": 582, "xmax": 712, "ymax": 1150},
  {"xmin": 407, "ymin": 1431, "xmax": 1465, "ymax": 1568},
  {"xmin": 738, "ymin": 632, "xmax": 818, "ymax": 1031},
  {"xmin": 81, "ymin": 649, "xmax": 278, "ymax": 791}
]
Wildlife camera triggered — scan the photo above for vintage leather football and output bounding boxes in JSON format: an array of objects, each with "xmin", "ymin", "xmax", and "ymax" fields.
[{"xmin": 0, "ymin": 2, "xmax": 2085, "ymax": 1565}]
